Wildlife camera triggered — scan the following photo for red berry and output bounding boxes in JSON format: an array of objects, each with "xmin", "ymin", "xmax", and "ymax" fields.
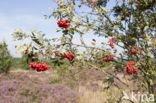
[
  {"xmin": 131, "ymin": 46, "xmax": 143, "ymax": 54},
  {"xmin": 29, "ymin": 62, "xmax": 50, "ymax": 72},
  {"xmin": 109, "ymin": 36, "xmax": 115, "ymax": 49},
  {"xmin": 64, "ymin": 52, "xmax": 75, "ymax": 61},
  {"xmin": 88, "ymin": 0, "xmax": 92, "ymax": 3},
  {"xmin": 130, "ymin": 50, "xmax": 137, "ymax": 54},
  {"xmin": 55, "ymin": 51, "xmax": 61, "ymax": 56},
  {"xmin": 57, "ymin": 19, "xmax": 70, "ymax": 30},
  {"xmin": 103, "ymin": 53, "xmax": 115, "ymax": 62},
  {"xmin": 133, "ymin": 67, "xmax": 138, "ymax": 72},
  {"xmin": 134, "ymin": 46, "xmax": 139, "ymax": 51},
  {"xmin": 65, "ymin": 19, "xmax": 69, "ymax": 23},
  {"xmin": 127, "ymin": 68, "xmax": 133, "ymax": 75},
  {"xmin": 65, "ymin": 28, "xmax": 69, "ymax": 30},
  {"xmin": 139, "ymin": 50, "xmax": 143, "ymax": 54},
  {"xmin": 112, "ymin": 36, "xmax": 115, "ymax": 40},
  {"xmin": 126, "ymin": 61, "xmax": 138, "ymax": 75}
]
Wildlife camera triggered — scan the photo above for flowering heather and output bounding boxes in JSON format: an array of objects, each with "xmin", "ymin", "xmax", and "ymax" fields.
[
  {"xmin": 0, "ymin": 72, "xmax": 77, "ymax": 103},
  {"xmin": 87, "ymin": 82, "xmax": 100, "ymax": 91},
  {"xmin": 0, "ymin": 79, "xmax": 25, "ymax": 103},
  {"xmin": 39, "ymin": 83, "xmax": 77, "ymax": 103},
  {"xmin": 81, "ymin": 69, "xmax": 106, "ymax": 81}
]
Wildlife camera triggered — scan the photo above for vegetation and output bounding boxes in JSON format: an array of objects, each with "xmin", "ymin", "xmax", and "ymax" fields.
[
  {"xmin": 0, "ymin": 0, "xmax": 155, "ymax": 103},
  {"xmin": 0, "ymin": 42, "xmax": 12, "ymax": 73}
]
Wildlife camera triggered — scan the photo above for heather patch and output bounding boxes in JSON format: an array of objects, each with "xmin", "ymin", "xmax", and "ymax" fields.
[{"xmin": 0, "ymin": 71, "xmax": 77, "ymax": 103}]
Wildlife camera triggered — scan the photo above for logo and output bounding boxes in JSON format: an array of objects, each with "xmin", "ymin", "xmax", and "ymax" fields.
[{"xmin": 122, "ymin": 91, "xmax": 155, "ymax": 102}]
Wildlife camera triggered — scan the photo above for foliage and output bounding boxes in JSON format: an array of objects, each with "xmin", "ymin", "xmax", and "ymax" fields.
[
  {"xmin": 11, "ymin": 57, "xmax": 21, "ymax": 68},
  {"xmin": 0, "ymin": 42, "xmax": 12, "ymax": 73},
  {"xmin": 12, "ymin": 0, "xmax": 156, "ymax": 102},
  {"xmin": 19, "ymin": 53, "xmax": 33, "ymax": 70}
]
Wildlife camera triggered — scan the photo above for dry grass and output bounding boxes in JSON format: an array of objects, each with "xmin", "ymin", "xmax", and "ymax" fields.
[
  {"xmin": 78, "ymin": 86, "xmax": 107, "ymax": 103},
  {"xmin": 77, "ymin": 81, "xmax": 122, "ymax": 103}
]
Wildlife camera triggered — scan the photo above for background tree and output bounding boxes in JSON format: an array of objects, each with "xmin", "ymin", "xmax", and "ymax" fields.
[{"xmin": 0, "ymin": 42, "xmax": 13, "ymax": 73}]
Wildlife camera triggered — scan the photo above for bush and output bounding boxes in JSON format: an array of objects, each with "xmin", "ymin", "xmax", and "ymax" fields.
[
  {"xmin": 0, "ymin": 42, "xmax": 12, "ymax": 73},
  {"xmin": 19, "ymin": 54, "xmax": 31, "ymax": 70},
  {"xmin": 11, "ymin": 57, "xmax": 21, "ymax": 68},
  {"xmin": 19, "ymin": 51, "xmax": 38, "ymax": 70}
]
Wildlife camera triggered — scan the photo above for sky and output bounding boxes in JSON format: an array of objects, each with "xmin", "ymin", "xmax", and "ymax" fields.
[
  {"xmin": 0, "ymin": 0, "xmax": 118, "ymax": 57},
  {"xmin": 0, "ymin": 0, "xmax": 59, "ymax": 57}
]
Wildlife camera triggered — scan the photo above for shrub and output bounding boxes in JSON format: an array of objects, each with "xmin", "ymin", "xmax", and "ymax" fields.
[
  {"xmin": 0, "ymin": 42, "xmax": 12, "ymax": 73},
  {"xmin": 12, "ymin": 0, "xmax": 156, "ymax": 101},
  {"xmin": 19, "ymin": 52, "xmax": 38, "ymax": 70}
]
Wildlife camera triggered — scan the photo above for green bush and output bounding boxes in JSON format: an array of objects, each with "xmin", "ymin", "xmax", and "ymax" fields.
[
  {"xmin": 19, "ymin": 51, "xmax": 38, "ymax": 70},
  {"xmin": 19, "ymin": 54, "xmax": 31, "ymax": 70},
  {"xmin": 0, "ymin": 42, "xmax": 12, "ymax": 73},
  {"xmin": 11, "ymin": 57, "xmax": 21, "ymax": 68}
]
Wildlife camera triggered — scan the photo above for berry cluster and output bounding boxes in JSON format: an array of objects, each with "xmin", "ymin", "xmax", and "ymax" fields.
[
  {"xmin": 103, "ymin": 53, "xmax": 115, "ymax": 62},
  {"xmin": 126, "ymin": 61, "xmax": 138, "ymax": 75},
  {"xmin": 57, "ymin": 19, "xmax": 70, "ymax": 30},
  {"xmin": 88, "ymin": 0, "xmax": 97, "ymax": 6},
  {"xmin": 109, "ymin": 36, "xmax": 115, "ymax": 49},
  {"xmin": 54, "ymin": 51, "xmax": 75, "ymax": 61},
  {"xmin": 130, "ymin": 46, "xmax": 143, "ymax": 55},
  {"xmin": 64, "ymin": 52, "xmax": 75, "ymax": 61},
  {"xmin": 29, "ymin": 62, "xmax": 50, "ymax": 72}
]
